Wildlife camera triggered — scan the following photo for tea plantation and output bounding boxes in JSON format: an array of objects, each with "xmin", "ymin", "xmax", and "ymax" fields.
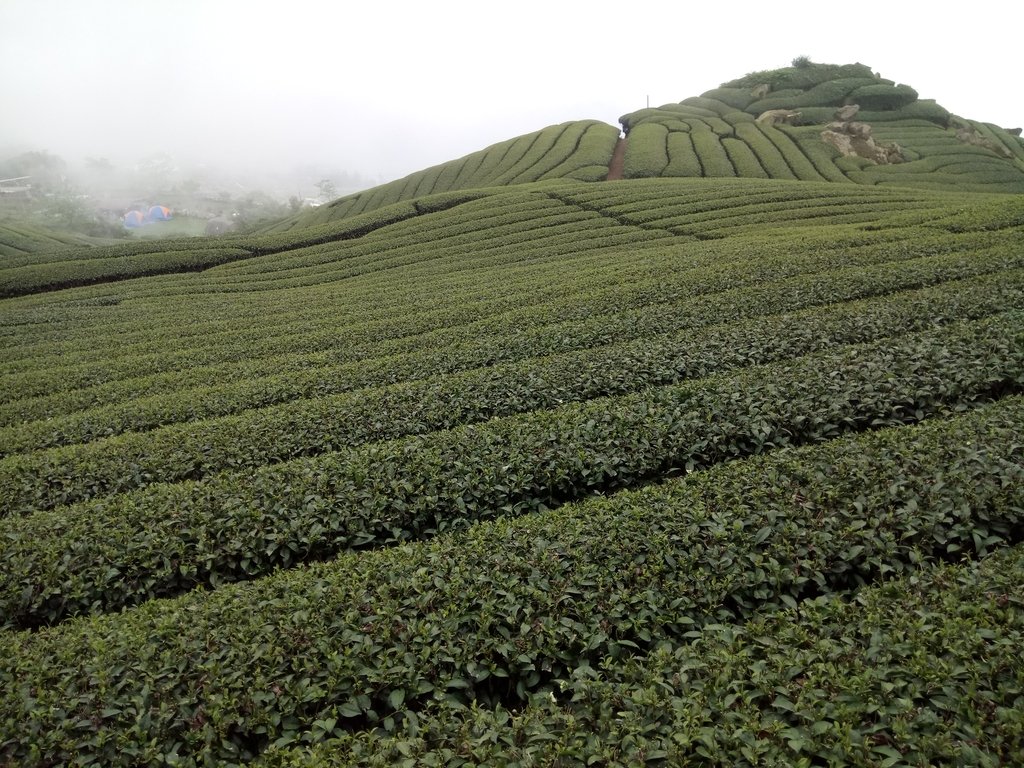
[
  {"xmin": 1, "ymin": 63, "xmax": 1024, "ymax": 766},
  {"xmin": 255, "ymin": 61, "xmax": 1024, "ymax": 232}
]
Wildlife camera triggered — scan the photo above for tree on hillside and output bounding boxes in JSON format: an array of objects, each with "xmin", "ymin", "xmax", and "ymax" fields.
[
  {"xmin": 0, "ymin": 150, "xmax": 69, "ymax": 194},
  {"xmin": 316, "ymin": 178, "xmax": 337, "ymax": 203}
]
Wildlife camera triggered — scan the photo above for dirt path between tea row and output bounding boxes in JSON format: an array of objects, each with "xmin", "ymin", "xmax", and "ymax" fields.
[{"xmin": 606, "ymin": 137, "xmax": 626, "ymax": 180}]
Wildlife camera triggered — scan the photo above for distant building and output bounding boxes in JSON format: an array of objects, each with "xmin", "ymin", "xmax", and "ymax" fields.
[{"xmin": 0, "ymin": 176, "xmax": 32, "ymax": 197}]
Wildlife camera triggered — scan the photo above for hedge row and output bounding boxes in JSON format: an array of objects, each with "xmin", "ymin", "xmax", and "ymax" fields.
[
  {"xmin": 967, "ymin": 120, "xmax": 1024, "ymax": 162},
  {"xmin": 2, "ymin": 311, "xmax": 1022, "ymax": 628},
  {"xmin": 622, "ymin": 123, "xmax": 669, "ymax": 178},
  {"xmin": 675, "ymin": 201, "xmax": 942, "ymax": 238},
  {"xmin": 0, "ymin": 223, "xmax": 638, "ymax": 398},
  {"xmin": 5, "ymin": 250, "xmax": 1021, "ymax": 462},
  {"xmin": 698, "ymin": 86, "xmax": 756, "ymax": 110},
  {"xmin": 0, "ymin": 191, "xmax": 999, "ymax": 362},
  {"xmin": 678, "ymin": 96, "xmax": 731, "ymax": 115},
  {"xmin": 0, "ymin": 183, "xmax": 745, "ymax": 366},
  {"xmin": 537, "ymin": 123, "xmax": 619, "ymax": 181},
  {"xmin": 640, "ymin": 195, "xmax": 931, "ymax": 232},
  {"xmin": 778, "ymin": 125, "xmax": 859, "ymax": 182},
  {"xmin": 257, "ymin": 542, "xmax": 1024, "ymax": 767},
  {"xmin": 0, "ymin": 247, "xmax": 253, "ymax": 298},
  {"xmin": 746, "ymin": 77, "xmax": 880, "ymax": 114},
  {"xmin": 926, "ymin": 197, "xmax": 1024, "ymax": 233},
  {"xmin": 721, "ymin": 62, "xmax": 876, "ymax": 92},
  {"xmin": 486, "ymin": 125, "xmax": 569, "ymax": 186},
  {"xmin": 502, "ymin": 123, "xmax": 616, "ymax": 185},
  {"xmin": 0, "ymin": 225, "xmax": 89, "ymax": 260},
  {"xmin": 663, "ymin": 130, "xmax": 703, "ymax": 176},
  {"xmin": 734, "ymin": 122, "xmax": 795, "ymax": 178},
  {"xmin": 2, "ymin": 396, "xmax": 1022, "ymax": 764},
  {"xmin": 615, "ymin": 78, "xmax": 1024, "ymax": 190},
  {"xmin": 793, "ymin": 99, "xmax": 952, "ymax": 126},
  {"xmin": 0, "ymin": 184, "xmax": 1001, "ymax": 374},
  {"xmin": 4, "ymin": 224, "xmax": 1016, "ymax": 432},
  {"xmin": 253, "ymin": 121, "xmax": 617, "ymax": 230},
  {"xmin": 689, "ymin": 127, "xmax": 735, "ymax": 177},
  {"xmin": 553, "ymin": 180, "xmax": 920, "ymax": 223},
  {"xmin": 0, "ymin": 243, "xmax": 644, "ymax": 405},
  {"xmin": 5, "ymin": 246, "xmax": 1021, "ymax": 502},
  {"xmin": 722, "ymin": 137, "xmax": 768, "ymax": 178},
  {"xmin": 757, "ymin": 123, "xmax": 827, "ymax": 181},
  {"xmin": 211, "ymin": 199, "xmax": 599, "ymax": 285},
  {"xmin": 197, "ymin": 218, "xmax": 656, "ymax": 297}
]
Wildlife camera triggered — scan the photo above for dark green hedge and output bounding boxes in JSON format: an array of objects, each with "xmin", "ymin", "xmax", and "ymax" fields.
[
  {"xmin": 0, "ymin": 247, "xmax": 253, "ymax": 298},
  {"xmin": 258, "ymin": 540, "xmax": 1024, "ymax": 767},
  {"xmin": 622, "ymin": 123, "xmax": 669, "ymax": 178},
  {"xmin": 723, "ymin": 62, "xmax": 876, "ymax": 91},
  {"xmin": 2, "ymin": 396, "xmax": 1022, "ymax": 765},
  {"xmin": 847, "ymin": 83, "xmax": 920, "ymax": 110},
  {"xmin": 2, "ymin": 312, "xmax": 1022, "ymax": 628},
  {"xmin": 698, "ymin": 87, "xmax": 756, "ymax": 110}
]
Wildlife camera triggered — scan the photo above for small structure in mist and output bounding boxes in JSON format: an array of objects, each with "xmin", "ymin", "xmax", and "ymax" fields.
[
  {"xmin": 123, "ymin": 210, "xmax": 145, "ymax": 228},
  {"xmin": 147, "ymin": 205, "xmax": 171, "ymax": 222},
  {"xmin": 123, "ymin": 205, "xmax": 173, "ymax": 228}
]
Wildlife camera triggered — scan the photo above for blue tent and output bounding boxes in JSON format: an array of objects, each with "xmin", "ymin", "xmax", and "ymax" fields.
[
  {"xmin": 146, "ymin": 205, "xmax": 171, "ymax": 222},
  {"xmin": 123, "ymin": 210, "xmax": 145, "ymax": 228}
]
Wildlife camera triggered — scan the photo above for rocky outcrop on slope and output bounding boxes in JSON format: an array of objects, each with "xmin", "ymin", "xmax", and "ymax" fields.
[{"xmin": 820, "ymin": 104, "xmax": 904, "ymax": 164}]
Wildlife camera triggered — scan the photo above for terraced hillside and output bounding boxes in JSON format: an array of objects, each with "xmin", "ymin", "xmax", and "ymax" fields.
[
  {"xmin": 1, "ymin": 173, "xmax": 1023, "ymax": 765},
  {"xmin": 0, "ymin": 221, "xmax": 109, "ymax": 258},
  {"xmin": 257, "ymin": 61, "xmax": 1023, "ymax": 234},
  {"xmin": 621, "ymin": 62, "xmax": 1024, "ymax": 193},
  {"xmin": 262, "ymin": 120, "xmax": 621, "ymax": 234}
]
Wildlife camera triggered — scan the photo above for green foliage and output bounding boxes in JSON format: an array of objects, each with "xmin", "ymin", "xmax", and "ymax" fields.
[
  {"xmin": 777, "ymin": 126, "xmax": 854, "ymax": 182},
  {"xmin": 622, "ymin": 123, "xmax": 669, "ymax": 178},
  {"xmin": 258, "ymin": 539, "xmax": 1024, "ymax": 767},
  {"xmin": 612, "ymin": 66, "xmax": 1024, "ymax": 189},
  {"xmin": 723, "ymin": 62, "xmax": 876, "ymax": 91},
  {"xmin": 698, "ymin": 87, "xmax": 756, "ymax": 110},
  {"xmin": 680, "ymin": 96, "xmax": 735, "ymax": 116},
  {"xmin": 269, "ymin": 121, "xmax": 617, "ymax": 229},
  {"xmin": 690, "ymin": 126, "xmax": 735, "ymax": 177},
  {"xmin": 848, "ymin": 82, "xmax": 920, "ymax": 110},
  {"xmin": 3, "ymin": 398, "xmax": 1023, "ymax": 764},
  {"xmin": 0, "ymin": 223, "xmax": 97, "ymax": 258},
  {"xmin": 8, "ymin": 254, "xmax": 1016, "ymax": 459},
  {"xmin": 722, "ymin": 137, "xmax": 769, "ymax": 178},
  {"xmin": 664, "ymin": 131, "xmax": 703, "ymax": 176},
  {"xmin": 3, "ymin": 307, "xmax": 1022, "ymax": 627},
  {"xmin": 0, "ymin": 244, "xmax": 253, "ymax": 297},
  {"xmin": 3, "ymin": 91, "xmax": 1024, "ymax": 763},
  {"xmin": 746, "ymin": 77, "xmax": 882, "ymax": 113},
  {"xmin": 538, "ymin": 123, "xmax": 620, "ymax": 180},
  {"xmin": 734, "ymin": 123, "xmax": 796, "ymax": 179}
]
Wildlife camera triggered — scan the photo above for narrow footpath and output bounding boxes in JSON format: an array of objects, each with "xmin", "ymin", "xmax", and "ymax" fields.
[{"xmin": 606, "ymin": 136, "xmax": 626, "ymax": 180}]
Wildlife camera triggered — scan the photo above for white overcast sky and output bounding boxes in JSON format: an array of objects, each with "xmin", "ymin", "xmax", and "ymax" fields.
[{"xmin": 1, "ymin": 0, "xmax": 1021, "ymax": 183}]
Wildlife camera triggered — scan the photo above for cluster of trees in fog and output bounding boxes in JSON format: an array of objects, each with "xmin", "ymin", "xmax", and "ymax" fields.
[{"xmin": 0, "ymin": 148, "xmax": 378, "ymax": 239}]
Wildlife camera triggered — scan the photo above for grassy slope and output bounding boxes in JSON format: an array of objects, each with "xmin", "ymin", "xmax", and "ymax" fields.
[{"xmin": 1, "ymin": 173, "xmax": 1023, "ymax": 764}]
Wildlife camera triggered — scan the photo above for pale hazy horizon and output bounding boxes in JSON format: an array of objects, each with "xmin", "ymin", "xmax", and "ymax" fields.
[{"xmin": 2, "ymin": 0, "xmax": 1021, "ymax": 188}]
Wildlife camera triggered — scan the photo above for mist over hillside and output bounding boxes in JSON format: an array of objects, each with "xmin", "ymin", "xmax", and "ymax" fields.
[{"xmin": 0, "ymin": 145, "xmax": 383, "ymax": 239}]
